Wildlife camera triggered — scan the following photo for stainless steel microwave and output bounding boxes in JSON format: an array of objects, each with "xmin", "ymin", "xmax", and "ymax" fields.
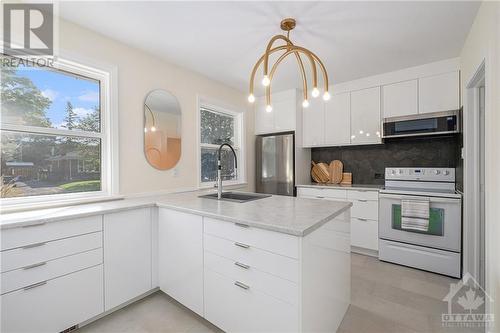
[{"xmin": 382, "ymin": 110, "xmax": 459, "ymax": 139}]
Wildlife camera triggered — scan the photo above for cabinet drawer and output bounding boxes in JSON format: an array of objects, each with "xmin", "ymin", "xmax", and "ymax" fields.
[
  {"xmin": 204, "ymin": 234, "xmax": 299, "ymax": 283},
  {"xmin": 1, "ymin": 216, "xmax": 102, "ymax": 251},
  {"xmin": 204, "ymin": 217, "xmax": 299, "ymax": 259},
  {"xmin": 1, "ymin": 265, "xmax": 104, "ymax": 333},
  {"xmin": 347, "ymin": 190, "xmax": 379, "ymax": 201},
  {"xmin": 297, "ymin": 187, "xmax": 347, "ymax": 200},
  {"xmin": 204, "ymin": 251, "xmax": 298, "ymax": 306},
  {"xmin": 351, "ymin": 218, "xmax": 378, "ymax": 251},
  {"xmin": 350, "ymin": 199, "xmax": 378, "ymax": 220},
  {"xmin": 1, "ymin": 232, "xmax": 102, "ymax": 273},
  {"xmin": 1, "ymin": 248, "xmax": 102, "ymax": 294},
  {"xmin": 204, "ymin": 269, "xmax": 298, "ymax": 333}
]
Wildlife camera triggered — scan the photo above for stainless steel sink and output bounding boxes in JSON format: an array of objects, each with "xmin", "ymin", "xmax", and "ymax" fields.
[{"xmin": 198, "ymin": 192, "xmax": 271, "ymax": 203}]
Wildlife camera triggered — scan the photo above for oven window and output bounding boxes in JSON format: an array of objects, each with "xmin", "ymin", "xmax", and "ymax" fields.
[{"xmin": 391, "ymin": 204, "xmax": 444, "ymax": 236}]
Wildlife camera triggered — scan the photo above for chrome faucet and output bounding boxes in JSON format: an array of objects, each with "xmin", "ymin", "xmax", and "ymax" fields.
[{"xmin": 216, "ymin": 143, "xmax": 238, "ymax": 199}]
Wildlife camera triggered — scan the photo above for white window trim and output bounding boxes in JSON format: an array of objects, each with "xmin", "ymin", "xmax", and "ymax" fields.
[
  {"xmin": 196, "ymin": 95, "xmax": 246, "ymax": 189},
  {"xmin": 0, "ymin": 53, "xmax": 119, "ymax": 211}
]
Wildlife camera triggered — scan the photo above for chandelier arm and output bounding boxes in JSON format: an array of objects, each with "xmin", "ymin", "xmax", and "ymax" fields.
[
  {"xmin": 263, "ymin": 35, "xmax": 295, "ymax": 76},
  {"xmin": 249, "ymin": 45, "xmax": 290, "ymax": 96},
  {"xmin": 306, "ymin": 51, "xmax": 329, "ymax": 91}
]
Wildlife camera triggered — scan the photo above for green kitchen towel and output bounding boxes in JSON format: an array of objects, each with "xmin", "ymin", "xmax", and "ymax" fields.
[{"xmin": 392, "ymin": 205, "xmax": 444, "ymax": 236}]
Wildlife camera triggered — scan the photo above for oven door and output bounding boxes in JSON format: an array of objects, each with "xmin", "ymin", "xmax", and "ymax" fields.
[{"xmin": 379, "ymin": 193, "xmax": 461, "ymax": 252}]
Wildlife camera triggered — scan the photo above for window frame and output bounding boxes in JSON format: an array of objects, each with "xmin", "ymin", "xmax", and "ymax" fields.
[
  {"xmin": 0, "ymin": 55, "xmax": 119, "ymax": 210},
  {"xmin": 197, "ymin": 96, "xmax": 246, "ymax": 189}
]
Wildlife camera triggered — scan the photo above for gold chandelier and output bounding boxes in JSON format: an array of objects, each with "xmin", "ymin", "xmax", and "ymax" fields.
[{"xmin": 248, "ymin": 18, "xmax": 330, "ymax": 112}]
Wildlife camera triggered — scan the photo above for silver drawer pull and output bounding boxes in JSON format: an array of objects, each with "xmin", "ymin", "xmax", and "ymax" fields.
[
  {"xmin": 316, "ymin": 196, "xmax": 325, "ymax": 199},
  {"xmin": 22, "ymin": 222, "xmax": 46, "ymax": 228},
  {"xmin": 23, "ymin": 281, "xmax": 47, "ymax": 291},
  {"xmin": 234, "ymin": 242, "xmax": 250, "ymax": 249},
  {"xmin": 357, "ymin": 218, "xmax": 368, "ymax": 221},
  {"xmin": 357, "ymin": 199, "xmax": 368, "ymax": 202},
  {"xmin": 22, "ymin": 242, "xmax": 47, "ymax": 249},
  {"xmin": 234, "ymin": 281, "xmax": 250, "ymax": 290},
  {"xmin": 234, "ymin": 222, "xmax": 249, "ymax": 228},
  {"xmin": 23, "ymin": 262, "xmax": 47, "ymax": 270},
  {"xmin": 234, "ymin": 262, "xmax": 250, "ymax": 269}
]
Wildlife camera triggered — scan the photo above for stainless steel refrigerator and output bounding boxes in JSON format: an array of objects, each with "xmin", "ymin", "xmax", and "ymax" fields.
[{"xmin": 256, "ymin": 133, "xmax": 295, "ymax": 196}]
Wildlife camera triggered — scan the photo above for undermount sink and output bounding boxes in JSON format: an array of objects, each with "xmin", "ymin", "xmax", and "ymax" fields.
[{"xmin": 199, "ymin": 192, "xmax": 271, "ymax": 203}]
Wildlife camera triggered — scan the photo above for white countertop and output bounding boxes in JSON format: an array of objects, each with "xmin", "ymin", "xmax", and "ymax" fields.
[
  {"xmin": 0, "ymin": 190, "xmax": 352, "ymax": 236},
  {"xmin": 296, "ymin": 183, "xmax": 383, "ymax": 191}
]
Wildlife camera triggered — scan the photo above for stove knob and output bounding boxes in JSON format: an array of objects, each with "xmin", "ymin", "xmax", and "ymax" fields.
[
  {"xmin": 390, "ymin": 169, "xmax": 396, "ymax": 175},
  {"xmin": 434, "ymin": 170, "xmax": 440, "ymax": 175},
  {"xmin": 443, "ymin": 170, "xmax": 450, "ymax": 176}
]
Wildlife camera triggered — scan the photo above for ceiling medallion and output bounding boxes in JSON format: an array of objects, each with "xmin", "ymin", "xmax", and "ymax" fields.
[{"xmin": 248, "ymin": 18, "xmax": 330, "ymax": 112}]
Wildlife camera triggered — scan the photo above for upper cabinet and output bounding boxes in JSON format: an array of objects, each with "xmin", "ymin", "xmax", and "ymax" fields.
[
  {"xmin": 255, "ymin": 90, "xmax": 297, "ymax": 135},
  {"xmin": 382, "ymin": 79, "xmax": 418, "ymax": 118},
  {"xmin": 350, "ymin": 87, "xmax": 381, "ymax": 145},
  {"xmin": 418, "ymin": 71, "xmax": 460, "ymax": 114},
  {"xmin": 302, "ymin": 96, "xmax": 325, "ymax": 147},
  {"xmin": 324, "ymin": 92, "xmax": 350, "ymax": 146}
]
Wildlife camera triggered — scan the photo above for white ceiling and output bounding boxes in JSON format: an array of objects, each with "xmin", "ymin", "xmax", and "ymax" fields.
[{"xmin": 59, "ymin": 1, "xmax": 480, "ymax": 94}]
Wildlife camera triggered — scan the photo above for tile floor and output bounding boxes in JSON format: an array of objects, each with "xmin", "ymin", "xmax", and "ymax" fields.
[{"xmin": 79, "ymin": 254, "xmax": 481, "ymax": 333}]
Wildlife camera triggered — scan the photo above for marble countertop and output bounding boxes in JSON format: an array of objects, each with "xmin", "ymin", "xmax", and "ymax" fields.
[
  {"xmin": 296, "ymin": 183, "xmax": 383, "ymax": 191},
  {"xmin": 0, "ymin": 190, "xmax": 352, "ymax": 236}
]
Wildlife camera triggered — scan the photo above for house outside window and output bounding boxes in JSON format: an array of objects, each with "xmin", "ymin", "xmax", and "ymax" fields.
[
  {"xmin": 198, "ymin": 101, "xmax": 244, "ymax": 187},
  {"xmin": 0, "ymin": 56, "xmax": 116, "ymax": 206}
]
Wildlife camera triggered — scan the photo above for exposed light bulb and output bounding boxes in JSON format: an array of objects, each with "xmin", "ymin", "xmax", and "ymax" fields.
[
  {"xmin": 248, "ymin": 94, "xmax": 255, "ymax": 103},
  {"xmin": 151, "ymin": 126, "xmax": 156, "ymax": 132},
  {"xmin": 359, "ymin": 130, "xmax": 364, "ymax": 134},
  {"xmin": 262, "ymin": 75, "xmax": 270, "ymax": 86},
  {"xmin": 302, "ymin": 100, "xmax": 310, "ymax": 108},
  {"xmin": 265, "ymin": 105, "xmax": 273, "ymax": 112},
  {"xmin": 351, "ymin": 135, "xmax": 356, "ymax": 140},
  {"xmin": 323, "ymin": 91, "xmax": 331, "ymax": 101},
  {"xmin": 311, "ymin": 87, "xmax": 320, "ymax": 98},
  {"xmin": 376, "ymin": 131, "xmax": 381, "ymax": 137},
  {"xmin": 366, "ymin": 133, "xmax": 370, "ymax": 137}
]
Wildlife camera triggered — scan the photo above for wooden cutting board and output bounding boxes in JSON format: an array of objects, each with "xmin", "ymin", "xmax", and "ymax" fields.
[
  {"xmin": 329, "ymin": 160, "xmax": 344, "ymax": 184},
  {"xmin": 341, "ymin": 172, "xmax": 352, "ymax": 185},
  {"xmin": 311, "ymin": 161, "xmax": 330, "ymax": 183}
]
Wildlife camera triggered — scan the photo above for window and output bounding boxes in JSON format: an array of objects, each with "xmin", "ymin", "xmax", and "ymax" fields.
[
  {"xmin": 1, "ymin": 56, "xmax": 115, "ymax": 204},
  {"xmin": 198, "ymin": 102, "xmax": 244, "ymax": 187}
]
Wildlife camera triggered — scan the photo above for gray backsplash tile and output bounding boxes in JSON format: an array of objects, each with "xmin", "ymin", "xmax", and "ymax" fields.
[{"xmin": 311, "ymin": 135, "xmax": 462, "ymax": 186}]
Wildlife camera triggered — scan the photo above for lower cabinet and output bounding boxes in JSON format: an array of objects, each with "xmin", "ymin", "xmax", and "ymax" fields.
[
  {"xmin": 1, "ymin": 265, "xmax": 103, "ymax": 333},
  {"xmin": 103, "ymin": 208, "xmax": 152, "ymax": 310},
  {"xmin": 158, "ymin": 209, "xmax": 204, "ymax": 316}
]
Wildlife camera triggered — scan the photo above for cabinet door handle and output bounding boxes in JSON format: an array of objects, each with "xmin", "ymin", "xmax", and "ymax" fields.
[
  {"xmin": 22, "ymin": 262, "xmax": 47, "ymax": 270},
  {"xmin": 357, "ymin": 199, "xmax": 368, "ymax": 202},
  {"xmin": 23, "ymin": 281, "xmax": 47, "ymax": 291},
  {"xmin": 234, "ymin": 281, "xmax": 250, "ymax": 290},
  {"xmin": 234, "ymin": 242, "xmax": 250, "ymax": 249},
  {"xmin": 22, "ymin": 242, "xmax": 47, "ymax": 249},
  {"xmin": 234, "ymin": 222, "xmax": 249, "ymax": 228},
  {"xmin": 316, "ymin": 196, "xmax": 325, "ymax": 199},
  {"xmin": 357, "ymin": 218, "xmax": 368, "ymax": 221},
  {"xmin": 234, "ymin": 262, "xmax": 250, "ymax": 269}
]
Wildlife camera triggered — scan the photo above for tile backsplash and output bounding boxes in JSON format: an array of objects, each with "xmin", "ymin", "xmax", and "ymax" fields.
[{"xmin": 311, "ymin": 135, "xmax": 462, "ymax": 186}]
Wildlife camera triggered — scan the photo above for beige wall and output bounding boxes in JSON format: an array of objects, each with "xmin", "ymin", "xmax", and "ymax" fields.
[
  {"xmin": 58, "ymin": 19, "xmax": 255, "ymax": 195},
  {"xmin": 459, "ymin": 2, "xmax": 500, "ymax": 330}
]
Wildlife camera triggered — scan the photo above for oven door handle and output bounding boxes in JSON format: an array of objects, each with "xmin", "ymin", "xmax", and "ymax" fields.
[{"xmin": 378, "ymin": 193, "xmax": 460, "ymax": 204}]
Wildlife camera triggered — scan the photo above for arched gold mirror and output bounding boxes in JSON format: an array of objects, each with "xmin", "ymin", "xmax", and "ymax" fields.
[{"xmin": 144, "ymin": 90, "xmax": 181, "ymax": 170}]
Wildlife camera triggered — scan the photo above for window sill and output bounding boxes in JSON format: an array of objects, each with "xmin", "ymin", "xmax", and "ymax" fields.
[{"xmin": 0, "ymin": 194, "xmax": 124, "ymax": 214}]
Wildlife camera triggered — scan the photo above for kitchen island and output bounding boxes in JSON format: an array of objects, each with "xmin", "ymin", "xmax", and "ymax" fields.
[{"xmin": 1, "ymin": 191, "xmax": 352, "ymax": 333}]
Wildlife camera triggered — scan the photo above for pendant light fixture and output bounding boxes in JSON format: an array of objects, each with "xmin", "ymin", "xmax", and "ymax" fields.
[{"xmin": 248, "ymin": 18, "xmax": 330, "ymax": 111}]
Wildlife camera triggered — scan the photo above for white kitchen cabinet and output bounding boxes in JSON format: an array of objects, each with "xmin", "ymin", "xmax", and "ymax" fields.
[
  {"xmin": 103, "ymin": 208, "xmax": 152, "ymax": 311},
  {"xmin": 350, "ymin": 87, "xmax": 381, "ymax": 145},
  {"xmin": 382, "ymin": 79, "xmax": 418, "ymax": 118},
  {"xmin": 324, "ymin": 92, "xmax": 351, "ymax": 145},
  {"xmin": 255, "ymin": 90, "xmax": 296, "ymax": 135},
  {"xmin": 418, "ymin": 71, "xmax": 459, "ymax": 114},
  {"xmin": 302, "ymin": 96, "xmax": 325, "ymax": 147},
  {"xmin": 351, "ymin": 218, "xmax": 379, "ymax": 250},
  {"xmin": 158, "ymin": 209, "xmax": 204, "ymax": 316}
]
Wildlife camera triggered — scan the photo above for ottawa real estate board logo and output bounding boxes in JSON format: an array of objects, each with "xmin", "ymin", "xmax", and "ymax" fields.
[
  {"xmin": 3, "ymin": 3, "xmax": 54, "ymax": 59},
  {"xmin": 442, "ymin": 272, "xmax": 495, "ymax": 329}
]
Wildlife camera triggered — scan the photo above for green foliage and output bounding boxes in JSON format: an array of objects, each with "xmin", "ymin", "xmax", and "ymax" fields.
[
  {"xmin": 62, "ymin": 101, "xmax": 78, "ymax": 130},
  {"xmin": 59, "ymin": 180, "xmax": 101, "ymax": 192}
]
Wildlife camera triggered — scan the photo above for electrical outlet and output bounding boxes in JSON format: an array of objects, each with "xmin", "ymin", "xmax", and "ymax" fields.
[
  {"xmin": 173, "ymin": 168, "xmax": 179, "ymax": 177},
  {"xmin": 374, "ymin": 173, "xmax": 384, "ymax": 179}
]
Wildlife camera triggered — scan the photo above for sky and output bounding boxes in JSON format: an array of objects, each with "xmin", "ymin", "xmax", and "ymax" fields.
[{"xmin": 16, "ymin": 65, "xmax": 100, "ymax": 129}]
